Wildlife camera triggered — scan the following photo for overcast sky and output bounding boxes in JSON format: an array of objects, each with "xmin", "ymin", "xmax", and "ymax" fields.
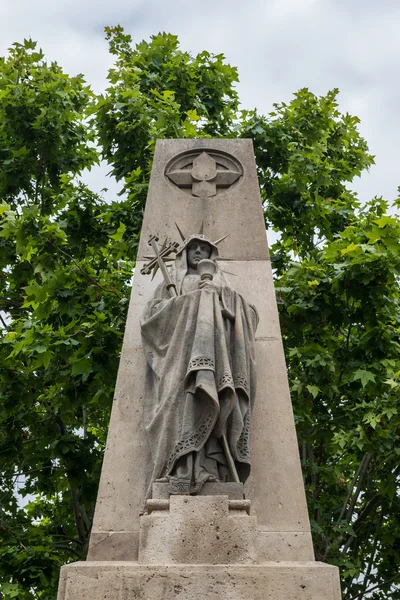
[{"xmin": 1, "ymin": 0, "xmax": 399, "ymax": 208}]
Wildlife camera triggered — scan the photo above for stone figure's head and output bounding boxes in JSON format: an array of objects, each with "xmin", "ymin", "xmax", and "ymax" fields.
[
  {"xmin": 186, "ymin": 240, "xmax": 212, "ymax": 270},
  {"xmin": 176, "ymin": 234, "xmax": 219, "ymax": 271}
]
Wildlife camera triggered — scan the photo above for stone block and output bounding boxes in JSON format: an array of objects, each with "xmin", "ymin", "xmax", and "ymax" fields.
[
  {"xmin": 256, "ymin": 531, "xmax": 314, "ymax": 562},
  {"xmin": 58, "ymin": 561, "xmax": 342, "ymax": 600},
  {"xmin": 138, "ymin": 139, "xmax": 269, "ymax": 262},
  {"xmin": 87, "ymin": 532, "xmax": 139, "ymax": 562},
  {"xmin": 139, "ymin": 495, "xmax": 257, "ymax": 565},
  {"xmin": 245, "ymin": 339, "xmax": 311, "ymax": 538}
]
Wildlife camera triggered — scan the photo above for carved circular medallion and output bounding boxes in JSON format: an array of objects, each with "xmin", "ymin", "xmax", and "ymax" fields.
[{"xmin": 165, "ymin": 149, "xmax": 243, "ymax": 198}]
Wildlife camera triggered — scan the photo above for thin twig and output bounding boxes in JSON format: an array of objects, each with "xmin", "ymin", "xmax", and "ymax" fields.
[
  {"xmin": 82, "ymin": 405, "xmax": 87, "ymax": 440},
  {"xmin": 1, "ymin": 466, "xmax": 53, "ymax": 477},
  {"xmin": 360, "ymin": 511, "xmax": 383, "ymax": 596},
  {"xmin": 49, "ymin": 242, "xmax": 121, "ymax": 297},
  {"xmin": 345, "ymin": 454, "xmax": 371, "ymax": 523},
  {"xmin": 347, "ymin": 573, "xmax": 400, "ymax": 600},
  {"xmin": 51, "ymin": 534, "xmax": 83, "ymax": 546},
  {"xmin": 0, "ymin": 296, "xmax": 23, "ymax": 307},
  {"xmin": 337, "ymin": 454, "xmax": 368, "ymax": 525},
  {"xmin": 352, "ymin": 494, "xmax": 382, "ymax": 533},
  {"xmin": 338, "ymin": 319, "xmax": 353, "ymax": 384},
  {"xmin": 54, "ymin": 543, "xmax": 82, "ymax": 558},
  {"xmin": 340, "ymin": 454, "xmax": 372, "ymax": 553}
]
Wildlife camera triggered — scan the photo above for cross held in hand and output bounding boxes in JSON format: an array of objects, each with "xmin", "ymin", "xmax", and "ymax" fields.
[{"xmin": 140, "ymin": 235, "xmax": 179, "ymax": 279}]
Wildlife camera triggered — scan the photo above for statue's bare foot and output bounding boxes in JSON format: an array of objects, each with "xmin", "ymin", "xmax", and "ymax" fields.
[
  {"xmin": 207, "ymin": 476, "xmax": 219, "ymax": 482},
  {"xmin": 156, "ymin": 477, "xmax": 169, "ymax": 483}
]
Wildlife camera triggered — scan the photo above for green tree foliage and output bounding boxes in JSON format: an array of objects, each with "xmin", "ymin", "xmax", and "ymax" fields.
[
  {"xmin": 95, "ymin": 26, "xmax": 240, "ymax": 222},
  {"xmin": 0, "ymin": 32, "xmax": 241, "ymax": 599},
  {"xmin": 1, "ymin": 29, "xmax": 399, "ymax": 600},
  {"xmin": 240, "ymin": 93, "xmax": 400, "ymax": 598},
  {"xmin": 0, "ymin": 38, "xmax": 136, "ymax": 599}
]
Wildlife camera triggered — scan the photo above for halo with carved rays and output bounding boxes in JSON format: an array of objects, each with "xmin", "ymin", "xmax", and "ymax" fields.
[
  {"xmin": 142, "ymin": 223, "xmax": 231, "ymax": 280},
  {"xmin": 173, "ymin": 222, "xmax": 236, "ymax": 277},
  {"xmin": 174, "ymin": 221, "xmax": 229, "ymax": 251}
]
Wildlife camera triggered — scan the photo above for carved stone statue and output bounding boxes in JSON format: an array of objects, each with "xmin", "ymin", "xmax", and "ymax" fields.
[{"xmin": 140, "ymin": 233, "xmax": 258, "ymax": 496}]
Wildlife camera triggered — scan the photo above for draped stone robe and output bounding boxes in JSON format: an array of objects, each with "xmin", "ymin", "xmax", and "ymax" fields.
[{"xmin": 141, "ymin": 241, "xmax": 258, "ymax": 497}]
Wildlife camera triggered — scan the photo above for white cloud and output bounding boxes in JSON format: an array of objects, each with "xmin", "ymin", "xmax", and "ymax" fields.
[{"xmin": 1, "ymin": 0, "xmax": 399, "ymax": 204}]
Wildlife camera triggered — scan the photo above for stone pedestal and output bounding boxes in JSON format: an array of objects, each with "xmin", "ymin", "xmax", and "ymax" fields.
[
  {"xmin": 139, "ymin": 496, "xmax": 257, "ymax": 565},
  {"xmin": 57, "ymin": 140, "xmax": 342, "ymax": 599},
  {"xmin": 59, "ymin": 496, "xmax": 341, "ymax": 600},
  {"xmin": 59, "ymin": 561, "xmax": 342, "ymax": 600}
]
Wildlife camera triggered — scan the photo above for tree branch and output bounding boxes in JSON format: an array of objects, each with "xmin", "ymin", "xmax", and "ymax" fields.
[
  {"xmin": 338, "ymin": 319, "xmax": 353, "ymax": 384},
  {"xmin": 360, "ymin": 510, "xmax": 383, "ymax": 596},
  {"xmin": 2, "ymin": 466, "xmax": 53, "ymax": 477},
  {"xmin": 0, "ymin": 312, "xmax": 7, "ymax": 328},
  {"xmin": 352, "ymin": 494, "xmax": 382, "ymax": 534},
  {"xmin": 0, "ymin": 296, "xmax": 23, "ymax": 308},
  {"xmin": 49, "ymin": 241, "xmax": 122, "ymax": 297},
  {"xmin": 345, "ymin": 453, "xmax": 371, "ymax": 523},
  {"xmin": 340, "ymin": 454, "xmax": 372, "ymax": 554},
  {"xmin": 51, "ymin": 534, "xmax": 83, "ymax": 546},
  {"xmin": 82, "ymin": 405, "xmax": 87, "ymax": 440},
  {"xmin": 56, "ymin": 414, "xmax": 90, "ymax": 549},
  {"xmin": 54, "ymin": 543, "xmax": 82, "ymax": 558},
  {"xmin": 336, "ymin": 453, "xmax": 370, "ymax": 525},
  {"xmin": 347, "ymin": 573, "xmax": 400, "ymax": 600}
]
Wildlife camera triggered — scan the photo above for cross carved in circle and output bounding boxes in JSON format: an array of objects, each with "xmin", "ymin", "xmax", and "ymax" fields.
[{"xmin": 166, "ymin": 151, "xmax": 241, "ymax": 198}]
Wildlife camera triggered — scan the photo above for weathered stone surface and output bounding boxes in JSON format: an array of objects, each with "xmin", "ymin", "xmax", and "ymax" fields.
[
  {"xmin": 87, "ymin": 347, "xmax": 149, "ymax": 536},
  {"xmin": 58, "ymin": 561, "xmax": 341, "ymax": 600},
  {"xmin": 139, "ymin": 495, "xmax": 257, "ymax": 564},
  {"xmin": 246, "ymin": 340, "xmax": 311, "ymax": 534},
  {"xmin": 80, "ymin": 139, "xmax": 340, "ymax": 599},
  {"xmin": 152, "ymin": 481, "xmax": 244, "ymax": 500},
  {"xmin": 140, "ymin": 236, "xmax": 257, "ymax": 495},
  {"xmin": 89, "ymin": 219, "xmax": 312, "ymax": 560},
  {"xmin": 122, "ymin": 259, "xmax": 282, "ymax": 353},
  {"xmin": 88, "ymin": 258, "xmax": 312, "ymax": 558},
  {"xmin": 138, "ymin": 139, "xmax": 269, "ymax": 262},
  {"xmin": 88, "ymin": 532, "xmax": 139, "ymax": 562},
  {"xmin": 256, "ymin": 531, "xmax": 314, "ymax": 562}
]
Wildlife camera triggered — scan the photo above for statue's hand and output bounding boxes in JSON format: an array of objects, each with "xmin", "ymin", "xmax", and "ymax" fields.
[{"xmin": 198, "ymin": 280, "xmax": 222, "ymax": 296}]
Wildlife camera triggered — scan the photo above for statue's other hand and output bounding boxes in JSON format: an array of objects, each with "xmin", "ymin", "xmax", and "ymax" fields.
[{"xmin": 198, "ymin": 280, "xmax": 222, "ymax": 296}]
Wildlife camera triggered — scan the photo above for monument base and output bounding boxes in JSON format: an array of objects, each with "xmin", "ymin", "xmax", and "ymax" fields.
[
  {"xmin": 63, "ymin": 496, "xmax": 340, "ymax": 599},
  {"xmin": 58, "ymin": 561, "xmax": 342, "ymax": 599},
  {"xmin": 88, "ymin": 493, "xmax": 316, "ymax": 563},
  {"xmin": 140, "ymin": 495, "xmax": 256, "ymax": 564}
]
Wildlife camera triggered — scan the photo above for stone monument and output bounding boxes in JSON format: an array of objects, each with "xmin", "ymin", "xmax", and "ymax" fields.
[{"xmin": 57, "ymin": 139, "xmax": 342, "ymax": 599}]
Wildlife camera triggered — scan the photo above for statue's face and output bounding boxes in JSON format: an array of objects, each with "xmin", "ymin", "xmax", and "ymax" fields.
[{"xmin": 187, "ymin": 240, "xmax": 211, "ymax": 270}]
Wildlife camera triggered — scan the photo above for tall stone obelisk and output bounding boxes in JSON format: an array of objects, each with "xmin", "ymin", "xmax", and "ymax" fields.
[{"xmin": 57, "ymin": 140, "xmax": 342, "ymax": 599}]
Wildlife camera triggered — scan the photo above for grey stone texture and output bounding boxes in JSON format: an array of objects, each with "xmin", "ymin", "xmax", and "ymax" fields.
[
  {"xmin": 152, "ymin": 481, "xmax": 245, "ymax": 500},
  {"xmin": 139, "ymin": 496, "xmax": 257, "ymax": 565},
  {"xmin": 140, "ymin": 235, "xmax": 257, "ymax": 495},
  {"xmin": 59, "ymin": 561, "xmax": 342, "ymax": 600},
  {"xmin": 60, "ymin": 495, "xmax": 339, "ymax": 599},
  {"xmin": 87, "ymin": 140, "xmax": 313, "ymax": 562},
  {"xmin": 138, "ymin": 140, "xmax": 269, "ymax": 262},
  {"xmin": 57, "ymin": 140, "xmax": 341, "ymax": 599}
]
